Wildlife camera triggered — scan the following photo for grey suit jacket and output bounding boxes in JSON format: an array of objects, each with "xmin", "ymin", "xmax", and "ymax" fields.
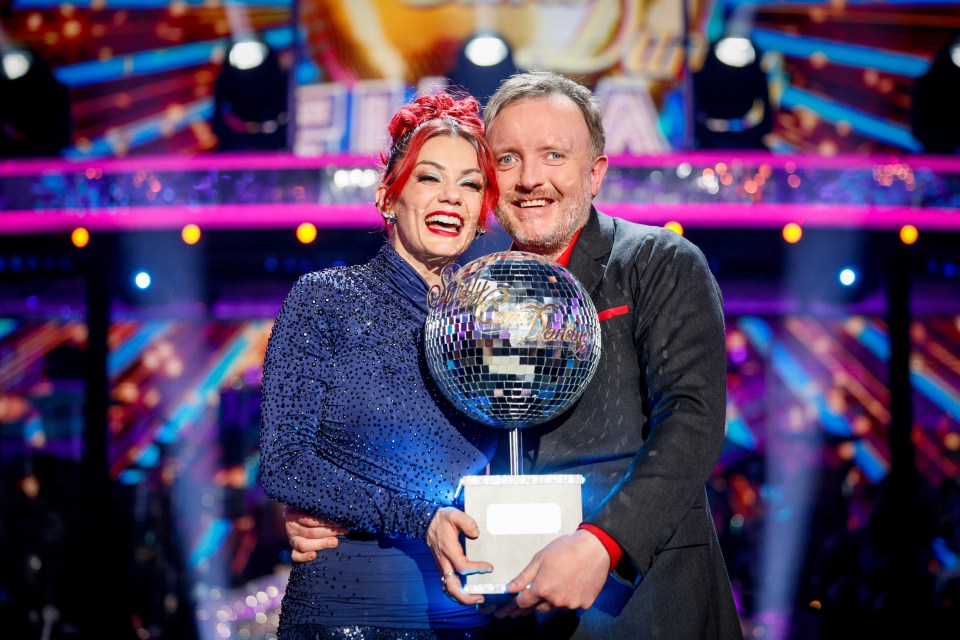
[{"xmin": 497, "ymin": 208, "xmax": 743, "ymax": 639}]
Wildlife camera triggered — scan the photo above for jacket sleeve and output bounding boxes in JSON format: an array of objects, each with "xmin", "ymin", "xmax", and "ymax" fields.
[
  {"xmin": 258, "ymin": 274, "xmax": 443, "ymax": 539},
  {"xmin": 588, "ymin": 231, "xmax": 728, "ymax": 584}
]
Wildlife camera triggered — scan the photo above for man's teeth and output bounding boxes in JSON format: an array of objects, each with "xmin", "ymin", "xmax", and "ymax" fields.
[
  {"xmin": 518, "ymin": 199, "xmax": 551, "ymax": 208},
  {"xmin": 425, "ymin": 214, "xmax": 463, "ymax": 228}
]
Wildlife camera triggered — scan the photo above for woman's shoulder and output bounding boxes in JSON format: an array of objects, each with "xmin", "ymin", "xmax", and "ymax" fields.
[
  {"xmin": 277, "ymin": 263, "xmax": 375, "ymax": 312},
  {"xmin": 294, "ymin": 262, "xmax": 373, "ymax": 292}
]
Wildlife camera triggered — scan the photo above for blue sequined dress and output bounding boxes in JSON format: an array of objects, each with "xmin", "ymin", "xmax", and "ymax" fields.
[{"xmin": 260, "ymin": 244, "xmax": 497, "ymax": 638}]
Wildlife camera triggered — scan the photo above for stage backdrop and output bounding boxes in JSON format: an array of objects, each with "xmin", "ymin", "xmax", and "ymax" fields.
[{"xmin": 1, "ymin": 0, "xmax": 957, "ymax": 157}]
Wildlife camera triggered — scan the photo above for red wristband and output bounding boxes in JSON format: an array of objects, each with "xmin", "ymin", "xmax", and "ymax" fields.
[{"xmin": 577, "ymin": 522, "xmax": 623, "ymax": 572}]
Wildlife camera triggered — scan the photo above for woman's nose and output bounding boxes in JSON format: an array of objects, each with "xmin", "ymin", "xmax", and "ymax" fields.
[{"xmin": 440, "ymin": 183, "xmax": 463, "ymax": 204}]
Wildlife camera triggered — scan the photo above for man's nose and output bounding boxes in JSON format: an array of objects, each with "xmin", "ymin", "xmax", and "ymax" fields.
[{"xmin": 517, "ymin": 161, "xmax": 544, "ymax": 190}]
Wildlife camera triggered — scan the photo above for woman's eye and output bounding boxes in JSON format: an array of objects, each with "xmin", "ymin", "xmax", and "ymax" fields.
[
  {"xmin": 460, "ymin": 180, "xmax": 483, "ymax": 191},
  {"xmin": 416, "ymin": 173, "xmax": 440, "ymax": 183}
]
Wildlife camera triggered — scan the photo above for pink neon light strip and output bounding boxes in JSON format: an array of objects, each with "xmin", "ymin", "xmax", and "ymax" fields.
[
  {"xmin": 3, "ymin": 152, "xmax": 960, "ymax": 175},
  {"xmin": 1, "ymin": 202, "xmax": 956, "ymax": 234}
]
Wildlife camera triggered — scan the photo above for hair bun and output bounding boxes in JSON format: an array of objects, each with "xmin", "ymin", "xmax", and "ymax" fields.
[{"xmin": 387, "ymin": 91, "xmax": 483, "ymax": 145}]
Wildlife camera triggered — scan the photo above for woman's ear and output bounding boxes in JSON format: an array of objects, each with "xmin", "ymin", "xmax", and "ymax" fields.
[{"xmin": 375, "ymin": 184, "xmax": 388, "ymax": 212}]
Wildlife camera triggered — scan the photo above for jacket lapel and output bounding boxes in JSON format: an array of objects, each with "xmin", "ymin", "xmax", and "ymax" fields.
[{"xmin": 567, "ymin": 206, "xmax": 614, "ymax": 296}]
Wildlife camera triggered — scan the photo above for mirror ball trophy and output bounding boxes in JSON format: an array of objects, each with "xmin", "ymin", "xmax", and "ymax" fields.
[{"xmin": 425, "ymin": 250, "xmax": 601, "ymax": 596}]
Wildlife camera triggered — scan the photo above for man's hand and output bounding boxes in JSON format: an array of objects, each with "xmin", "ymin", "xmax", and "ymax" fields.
[
  {"xmin": 494, "ymin": 529, "xmax": 609, "ymax": 618},
  {"xmin": 426, "ymin": 507, "xmax": 492, "ymax": 606},
  {"xmin": 284, "ymin": 505, "xmax": 347, "ymax": 562}
]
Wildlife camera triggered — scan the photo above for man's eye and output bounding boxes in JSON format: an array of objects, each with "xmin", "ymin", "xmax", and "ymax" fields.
[
  {"xmin": 547, "ymin": 152, "xmax": 563, "ymax": 160},
  {"xmin": 497, "ymin": 155, "xmax": 516, "ymax": 166}
]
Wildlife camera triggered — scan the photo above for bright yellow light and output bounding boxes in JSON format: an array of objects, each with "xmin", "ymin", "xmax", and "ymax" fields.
[
  {"xmin": 899, "ymin": 224, "xmax": 918, "ymax": 245},
  {"xmin": 71, "ymin": 227, "xmax": 90, "ymax": 248},
  {"xmin": 181, "ymin": 223, "xmax": 201, "ymax": 245},
  {"xmin": 782, "ymin": 223, "xmax": 802, "ymax": 244},
  {"xmin": 663, "ymin": 221, "xmax": 684, "ymax": 236},
  {"xmin": 297, "ymin": 222, "xmax": 318, "ymax": 244}
]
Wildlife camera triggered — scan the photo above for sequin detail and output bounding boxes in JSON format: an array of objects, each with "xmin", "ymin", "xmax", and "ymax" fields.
[
  {"xmin": 261, "ymin": 243, "xmax": 497, "ymax": 629},
  {"xmin": 279, "ymin": 624, "xmax": 495, "ymax": 640}
]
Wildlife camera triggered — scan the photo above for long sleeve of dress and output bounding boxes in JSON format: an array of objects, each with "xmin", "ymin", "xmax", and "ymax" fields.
[{"xmin": 259, "ymin": 252, "xmax": 495, "ymax": 541}]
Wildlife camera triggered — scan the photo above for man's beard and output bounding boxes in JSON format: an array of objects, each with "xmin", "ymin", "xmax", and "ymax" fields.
[{"xmin": 495, "ymin": 178, "xmax": 593, "ymax": 257}]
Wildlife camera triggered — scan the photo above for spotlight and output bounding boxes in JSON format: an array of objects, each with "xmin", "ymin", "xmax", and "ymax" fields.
[
  {"xmin": 2, "ymin": 48, "xmax": 33, "ymax": 80},
  {"xmin": 227, "ymin": 39, "xmax": 269, "ymax": 71},
  {"xmin": 212, "ymin": 37, "xmax": 289, "ymax": 151},
  {"xmin": 692, "ymin": 36, "xmax": 772, "ymax": 150},
  {"xmin": 837, "ymin": 267, "xmax": 857, "ymax": 288},
  {"xmin": 911, "ymin": 35, "xmax": 960, "ymax": 154},
  {"xmin": 464, "ymin": 35, "xmax": 509, "ymax": 67},
  {"xmin": 0, "ymin": 46, "xmax": 72, "ymax": 157},
  {"xmin": 446, "ymin": 32, "xmax": 518, "ymax": 106}
]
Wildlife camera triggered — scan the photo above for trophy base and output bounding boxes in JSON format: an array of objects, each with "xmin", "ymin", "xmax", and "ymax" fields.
[{"xmin": 456, "ymin": 474, "xmax": 584, "ymax": 595}]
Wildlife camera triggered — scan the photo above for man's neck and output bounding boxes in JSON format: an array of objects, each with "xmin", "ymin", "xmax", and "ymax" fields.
[
  {"xmin": 514, "ymin": 244, "xmax": 561, "ymax": 261},
  {"xmin": 512, "ymin": 227, "xmax": 584, "ymax": 266}
]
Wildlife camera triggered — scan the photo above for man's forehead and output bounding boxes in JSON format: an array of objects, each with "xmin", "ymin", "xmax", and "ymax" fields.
[{"xmin": 487, "ymin": 97, "xmax": 588, "ymax": 148}]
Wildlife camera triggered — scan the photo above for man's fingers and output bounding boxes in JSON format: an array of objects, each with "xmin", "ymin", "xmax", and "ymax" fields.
[
  {"xmin": 291, "ymin": 534, "xmax": 340, "ymax": 553},
  {"xmin": 290, "ymin": 549, "xmax": 316, "ymax": 563},
  {"xmin": 505, "ymin": 561, "xmax": 538, "ymax": 595}
]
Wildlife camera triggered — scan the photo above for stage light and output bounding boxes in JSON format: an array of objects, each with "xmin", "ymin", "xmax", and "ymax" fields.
[
  {"xmin": 838, "ymin": 267, "xmax": 857, "ymax": 288},
  {"xmin": 2, "ymin": 48, "xmax": 32, "ymax": 80},
  {"xmin": 446, "ymin": 31, "xmax": 518, "ymax": 106},
  {"xmin": 714, "ymin": 37, "xmax": 756, "ymax": 68},
  {"xmin": 782, "ymin": 223, "xmax": 802, "ymax": 244},
  {"xmin": 227, "ymin": 39, "xmax": 268, "ymax": 71},
  {"xmin": 464, "ymin": 34, "xmax": 509, "ymax": 67},
  {"xmin": 134, "ymin": 271, "xmax": 152, "ymax": 290},
  {"xmin": 296, "ymin": 223, "xmax": 317, "ymax": 244},
  {"xmin": 71, "ymin": 227, "xmax": 90, "ymax": 248},
  {"xmin": 0, "ymin": 45, "xmax": 71, "ymax": 157},
  {"xmin": 212, "ymin": 37, "xmax": 289, "ymax": 151},
  {"xmin": 181, "ymin": 224, "xmax": 201, "ymax": 245},
  {"xmin": 692, "ymin": 36, "xmax": 772, "ymax": 150},
  {"xmin": 911, "ymin": 35, "xmax": 960, "ymax": 154},
  {"xmin": 899, "ymin": 225, "xmax": 918, "ymax": 245}
]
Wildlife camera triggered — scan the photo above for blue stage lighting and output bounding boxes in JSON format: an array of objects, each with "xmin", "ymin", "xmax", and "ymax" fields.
[
  {"xmin": 838, "ymin": 267, "xmax": 857, "ymax": 287},
  {"xmin": 134, "ymin": 271, "xmax": 152, "ymax": 290}
]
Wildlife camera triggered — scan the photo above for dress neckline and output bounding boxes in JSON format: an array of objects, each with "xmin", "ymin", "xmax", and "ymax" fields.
[{"xmin": 374, "ymin": 243, "xmax": 431, "ymax": 315}]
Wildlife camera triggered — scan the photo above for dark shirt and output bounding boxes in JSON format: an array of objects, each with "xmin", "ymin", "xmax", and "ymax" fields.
[{"xmin": 260, "ymin": 243, "xmax": 497, "ymax": 629}]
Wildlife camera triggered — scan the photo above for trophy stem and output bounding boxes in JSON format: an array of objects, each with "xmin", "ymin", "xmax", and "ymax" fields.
[{"xmin": 509, "ymin": 428, "xmax": 522, "ymax": 476}]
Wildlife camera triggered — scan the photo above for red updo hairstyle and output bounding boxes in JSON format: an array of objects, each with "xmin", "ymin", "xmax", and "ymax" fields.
[{"xmin": 379, "ymin": 91, "xmax": 499, "ymax": 230}]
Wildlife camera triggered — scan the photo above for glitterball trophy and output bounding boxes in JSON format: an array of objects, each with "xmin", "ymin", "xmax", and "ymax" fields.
[{"xmin": 425, "ymin": 251, "xmax": 601, "ymax": 596}]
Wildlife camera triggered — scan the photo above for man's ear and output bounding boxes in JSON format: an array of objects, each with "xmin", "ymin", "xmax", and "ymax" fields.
[{"xmin": 590, "ymin": 155, "xmax": 609, "ymax": 198}]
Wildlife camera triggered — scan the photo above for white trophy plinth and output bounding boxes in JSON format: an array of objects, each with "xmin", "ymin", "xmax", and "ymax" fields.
[{"xmin": 457, "ymin": 473, "xmax": 585, "ymax": 595}]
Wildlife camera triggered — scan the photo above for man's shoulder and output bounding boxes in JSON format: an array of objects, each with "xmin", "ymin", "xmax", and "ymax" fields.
[{"xmin": 597, "ymin": 210, "xmax": 700, "ymax": 256}]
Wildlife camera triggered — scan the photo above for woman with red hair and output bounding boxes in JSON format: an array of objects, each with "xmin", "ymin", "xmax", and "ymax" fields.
[{"xmin": 260, "ymin": 90, "xmax": 500, "ymax": 639}]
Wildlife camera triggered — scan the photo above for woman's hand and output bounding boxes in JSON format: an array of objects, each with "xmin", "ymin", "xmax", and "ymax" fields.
[{"xmin": 425, "ymin": 507, "xmax": 492, "ymax": 605}]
